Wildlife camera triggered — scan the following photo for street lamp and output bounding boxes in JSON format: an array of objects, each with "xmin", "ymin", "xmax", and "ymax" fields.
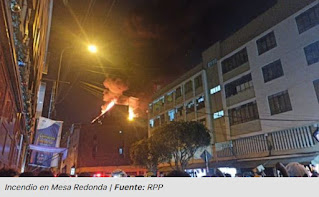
[
  {"xmin": 88, "ymin": 44, "xmax": 97, "ymax": 53},
  {"xmin": 48, "ymin": 44, "xmax": 98, "ymax": 118}
]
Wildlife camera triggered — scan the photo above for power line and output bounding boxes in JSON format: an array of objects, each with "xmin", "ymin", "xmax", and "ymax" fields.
[{"xmin": 102, "ymin": 0, "xmax": 117, "ymax": 26}]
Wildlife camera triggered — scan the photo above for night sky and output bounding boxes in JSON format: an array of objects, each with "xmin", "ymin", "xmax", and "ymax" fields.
[{"xmin": 48, "ymin": 0, "xmax": 277, "ymax": 124}]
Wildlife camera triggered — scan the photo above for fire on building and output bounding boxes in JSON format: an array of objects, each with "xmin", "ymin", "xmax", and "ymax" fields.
[{"xmin": 61, "ymin": 104, "xmax": 148, "ymax": 177}]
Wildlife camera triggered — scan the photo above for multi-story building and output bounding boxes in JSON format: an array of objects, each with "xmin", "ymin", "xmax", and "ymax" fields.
[
  {"xmin": 148, "ymin": 63, "xmax": 214, "ymax": 171},
  {"xmin": 207, "ymin": 0, "xmax": 319, "ymax": 171},
  {"xmin": 61, "ymin": 105, "xmax": 148, "ymax": 176},
  {"xmin": 149, "ymin": 0, "xmax": 319, "ymax": 174},
  {"xmin": 0, "ymin": 0, "xmax": 53, "ymax": 171}
]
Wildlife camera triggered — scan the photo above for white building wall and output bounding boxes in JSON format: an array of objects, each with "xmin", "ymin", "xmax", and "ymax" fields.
[
  {"xmin": 218, "ymin": 1, "xmax": 319, "ymax": 139},
  {"xmin": 251, "ymin": 1, "xmax": 319, "ymax": 134}
]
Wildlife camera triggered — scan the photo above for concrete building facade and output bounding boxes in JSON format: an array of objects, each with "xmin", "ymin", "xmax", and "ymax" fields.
[
  {"xmin": 149, "ymin": 0, "xmax": 319, "ymax": 172},
  {"xmin": 210, "ymin": 0, "xmax": 319, "ymax": 169},
  {"xmin": 148, "ymin": 63, "xmax": 214, "ymax": 169}
]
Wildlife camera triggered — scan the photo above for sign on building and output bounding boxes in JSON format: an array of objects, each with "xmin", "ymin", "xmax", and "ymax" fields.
[{"xmin": 29, "ymin": 117, "xmax": 63, "ymax": 168}]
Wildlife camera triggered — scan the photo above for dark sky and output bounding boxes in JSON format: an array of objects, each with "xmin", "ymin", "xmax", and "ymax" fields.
[{"xmin": 48, "ymin": 0, "xmax": 276, "ymax": 124}]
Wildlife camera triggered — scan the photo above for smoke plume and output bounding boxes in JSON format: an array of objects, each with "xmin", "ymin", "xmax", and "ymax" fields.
[{"xmin": 101, "ymin": 77, "xmax": 139, "ymax": 119}]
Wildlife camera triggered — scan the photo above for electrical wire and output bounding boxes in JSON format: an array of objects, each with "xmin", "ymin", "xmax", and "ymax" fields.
[{"xmin": 102, "ymin": 0, "xmax": 117, "ymax": 26}]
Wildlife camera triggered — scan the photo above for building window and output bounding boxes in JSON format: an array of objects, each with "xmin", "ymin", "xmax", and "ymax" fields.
[
  {"xmin": 186, "ymin": 101, "xmax": 195, "ymax": 114},
  {"xmin": 160, "ymin": 114, "xmax": 165, "ymax": 124},
  {"xmin": 149, "ymin": 119, "xmax": 154, "ymax": 128},
  {"xmin": 176, "ymin": 106, "xmax": 183, "ymax": 117},
  {"xmin": 268, "ymin": 90, "xmax": 292, "ymax": 115},
  {"xmin": 304, "ymin": 40, "xmax": 319, "ymax": 65},
  {"xmin": 213, "ymin": 110, "xmax": 224, "ymax": 119},
  {"xmin": 119, "ymin": 148, "xmax": 123, "ymax": 155},
  {"xmin": 262, "ymin": 59, "xmax": 284, "ymax": 83},
  {"xmin": 256, "ymin": 31, "xmax": 277, "ymax": 55},
  {"xmin": 222, "ymin": 48, "xmax": 248, "ymax": 74},
  {"xmin": 225, "ymin": 74, "xmax": 253, "ymax": 98},
  {"xmin": 168, "ymin": 110, "xmax": 175, "ymax": 121},
  {"xmin": 194, "ymin": 75, "xmax": 203, "ymax": 89},
  {"xmin": 295, "ymin": 3, "xmax": 319, "ymax": 34},
  {"xmin": 165, "ymin": 91, "xmax": 174, "ymax": 104},
  {"xmin": 210, "ymin": 85, "xmax": 221, "ymax": 95},
  {"xmin": 196, "ymin": 96, "xmax": 205, "ymax": 111},
  {"xmin": 175, "ymin": 86, "xmax": 182, "ymax": 99},
  {"xmin": 148, "ymin": 104, "xmax": 153, "ymax": 113},
  {"xmin": 184, "ymin": 81, "xmax": 193, "ymax": 94},
  {"xmin": 228, "ymin": 101, "xmax": 259, "ymax": 126},
  {"xmin": 313, "ymin": 79, "xmax": 319, "ymax": 103},
  {"xmin": 154, "ymin": 117, "xmax": 160, "ymax": 127},
  {"xmin": 208, "ymin": 59, "xmax": 217, "ymax": 67},
  {"xmin": 153, "ymin": 97, "xmax": 164, "ymax": 112}
]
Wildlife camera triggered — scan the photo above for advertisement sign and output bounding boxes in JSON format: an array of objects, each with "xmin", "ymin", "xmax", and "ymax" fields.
[{"xmin": 30, "ymin": 117, "xmax": 63, "ymax": 168}]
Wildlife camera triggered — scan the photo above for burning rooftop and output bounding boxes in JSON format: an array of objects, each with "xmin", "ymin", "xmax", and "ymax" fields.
[{"xmin": 91, "ymin": 104, "xmax": 134, "ymax": 124}]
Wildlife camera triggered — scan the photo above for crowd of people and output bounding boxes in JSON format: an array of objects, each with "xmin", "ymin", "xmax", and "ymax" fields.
[{"xmin": 0, "ymin": 162, "xmax": 318, "ymax": 177}]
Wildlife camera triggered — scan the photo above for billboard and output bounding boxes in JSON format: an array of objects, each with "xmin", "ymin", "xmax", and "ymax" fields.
[{"xmin": 30, "ymin": 117, "xmax": 63, "ymax": 168}]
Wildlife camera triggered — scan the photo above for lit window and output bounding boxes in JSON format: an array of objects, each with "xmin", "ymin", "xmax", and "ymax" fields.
[
  {"xmin": 119, "ymin": 148, "xmax": 123, "ymax": 155},
  {"xmin": 149, "ymin": 119, "xmax": 154, "ymax": 128},
  {"xmin": 196, "ymin": 96, "xmax": 205, "ymax": 110},
  {"xmin": 150, "ymin": 119, "xmax": 154, "ymax": 128},
  {"xmin": 168, "ymin": 110, "xmax": 175, "ymax": 121},
  {"xmin": 213, "ymin": 110, "xmax": 224, "ymax": 119},
  {"xmin": 210, "ymin": 85, "xmax": 221, "ymax": 94},
  {"xmin": 119, "ymin": 130, "xmax": 122, "ymax": 134},
  {"xmin": 186, "ymin": 101, "xmax": 195, "ymax": 114}
]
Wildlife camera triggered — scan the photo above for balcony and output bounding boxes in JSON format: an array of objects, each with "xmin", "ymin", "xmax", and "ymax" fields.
[
  {"xmin": 223, "ymin": 62, "xmax": 250, "ymax": 82},
  {"xmin": 175, "ymin": 96, "xmax": 183, "ymax": 105},
  {"xmin": 230, "ymin": 119, "xmax": 261, "ymax": 137},
  {"xmin": 216, "ymin": 124, "xmax": 318, "ymax": 159},
  {"xmin": 195, "ymin": 86, "xmax": 204, "ymax": 96},
  {"xmin": 186, "ymin": 112, "xmax": 195, "ymax": 121},
  {"xmin": 226, "ymin": 87, "xmax": 255, "ymax": 107},
  {"xmin": 165, "ymin": 101, "xmax": 174, "ymax": 110},
  {"xmin": 185, "ymin": 91, "xmax": 193, "ymax": 100}
]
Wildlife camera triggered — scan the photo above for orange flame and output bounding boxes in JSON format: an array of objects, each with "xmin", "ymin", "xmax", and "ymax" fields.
[
  {"xmin": 128, "ymin": 107, "xmax": 136, "ymax": 121},
  {"xmin": 91, "ymin": 99, "xmax": 117, "ymax": 123},
  {"xmin": 101, "ymin": 99, "xmax": 116, "ymax": 114}
]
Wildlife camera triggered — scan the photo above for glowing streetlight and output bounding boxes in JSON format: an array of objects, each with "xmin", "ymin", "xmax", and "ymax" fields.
[
  {"xmin": 49, "ymin": 44, "xmax": 98, "ymax": 118},
  {"xmin": 88, "ymin": 44, "xmax": 97, "ymax": 53}
]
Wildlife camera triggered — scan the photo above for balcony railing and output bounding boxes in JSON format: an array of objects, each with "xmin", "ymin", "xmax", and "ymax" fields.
[
  {"xmin": 216, "ymin": 124, "xmax": 317, "ymax": 158},
  {"xmin": 271, "ymin": 126, "xmax": 314, "ymax": 151}
]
